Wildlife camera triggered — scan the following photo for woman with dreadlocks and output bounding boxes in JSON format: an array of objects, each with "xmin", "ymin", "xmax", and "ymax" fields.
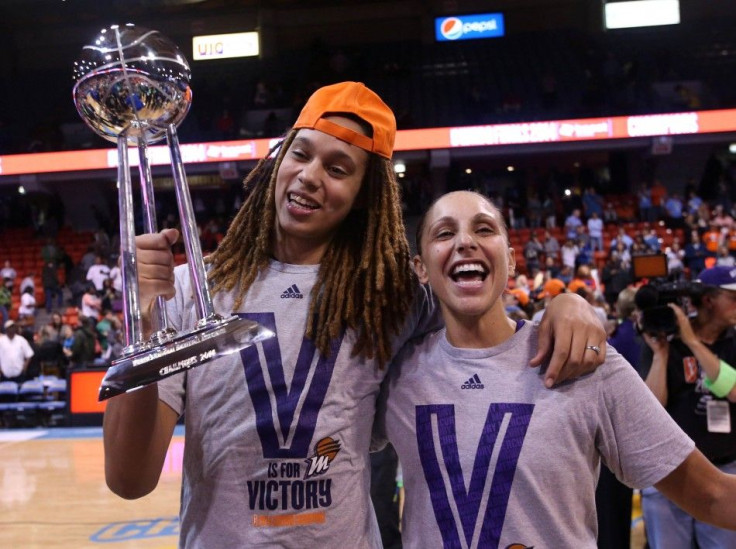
[{"xmin": 102, "ymin": 82, "xmax": 606, "ymax": 548}]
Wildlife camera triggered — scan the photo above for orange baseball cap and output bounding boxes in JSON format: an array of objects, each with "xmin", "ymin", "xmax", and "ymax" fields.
[
  {"xmin": 508, "ymin": 288, "xmax": 529, "ymax": 307},
  {"xmin": 538, "ymin": 278, "xmax": 566, "ymax": 298},
  {"xmin": 293, "ymin": 81, "xmax": 396, "ymax": 159}
]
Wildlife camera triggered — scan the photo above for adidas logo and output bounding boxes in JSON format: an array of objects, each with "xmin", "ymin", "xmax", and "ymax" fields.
[
  {"xmin": 461, "ymin": 374, "xmax": 484, "ymax": 390},
  {"xmin": 280, "ymin": 284, "xmax": 304, "ymax": 299}
]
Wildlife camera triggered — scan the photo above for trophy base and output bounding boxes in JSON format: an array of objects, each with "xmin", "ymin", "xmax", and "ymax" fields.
[{"xmin": 98, "ymin": 315, "xmax": 273, "ymax": 401}]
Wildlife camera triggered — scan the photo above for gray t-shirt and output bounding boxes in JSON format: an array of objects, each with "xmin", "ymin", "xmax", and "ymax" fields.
[
  {"xmin": 158, "ymin": 261, "xmax": 438, "ymax": 548},
  {"xmin": 382, "ymin": 321, "xmax": 694, "ymax": 549}
]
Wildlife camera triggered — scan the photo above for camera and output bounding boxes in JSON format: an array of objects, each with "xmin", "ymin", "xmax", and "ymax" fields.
[{"xmin": 632, "ymin": 254, "xmax": 703, "ymax": 335}]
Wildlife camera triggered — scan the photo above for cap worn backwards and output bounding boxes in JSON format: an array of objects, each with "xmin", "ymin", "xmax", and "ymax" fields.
[
  {"xmin": 696, "ymin": 266, "xmax": 736, "ymax": 291},
  {"xmin": 293, "ymin": 81, "xmax": 396, "ymax": 159}
]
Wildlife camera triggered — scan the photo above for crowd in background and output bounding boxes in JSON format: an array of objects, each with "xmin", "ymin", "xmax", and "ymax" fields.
[{"xmin": 1, "ymin": 173, "xmax": 735, "ymax": 387}]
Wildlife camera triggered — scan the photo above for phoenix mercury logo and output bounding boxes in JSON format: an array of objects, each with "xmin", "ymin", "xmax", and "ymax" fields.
[{"xmin": 304, "ymin": 437, "xmax": 341, "ymax": 479}]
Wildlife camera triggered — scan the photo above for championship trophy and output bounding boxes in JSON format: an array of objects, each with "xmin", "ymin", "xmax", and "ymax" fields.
[{"xmin": 72, "ymin": 24, "xmax": 273, "ymax": 401}]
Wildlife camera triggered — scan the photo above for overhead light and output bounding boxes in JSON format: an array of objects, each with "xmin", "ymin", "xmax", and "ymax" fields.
[
  {"xmin": 729, "ymin": 143, "xmax": 736, "ymax": 154},
  {"xmin": 18, "ymin": 186, "xmax": 26, "ymax": 195},
  {"xmin": 465, "ymin": 168, "xmax": 472, "ymax": 174},
  {"xmin": 506, "ymin": 165, "xmax": 515, "ymax": 172},
  {"xmin": 393, "ymin": 161, "xmax": 406, "ymax": 174},
  {"xmin": 564, "ymin": 188, "xmax": 572, "ymax": 197}
]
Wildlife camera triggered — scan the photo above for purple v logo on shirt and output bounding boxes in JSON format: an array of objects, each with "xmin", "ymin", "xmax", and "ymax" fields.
[
  {"xmin": 416, "ymin": 403, "xmax": 533, "ymax": 549},
  {"xmin": 240, "ymin": 313, "xmax": 342, "ymax": 459}
]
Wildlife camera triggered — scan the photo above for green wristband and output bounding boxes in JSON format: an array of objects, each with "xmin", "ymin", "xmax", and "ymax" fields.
[{"xmin": 704, "ymin": 360, "xmax": 736, "ymax": 398}]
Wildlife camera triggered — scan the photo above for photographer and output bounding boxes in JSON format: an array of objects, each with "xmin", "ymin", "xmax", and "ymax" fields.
[{"xmin": 639, "ymin": 265, "xmax": 736, "ymax": 548}]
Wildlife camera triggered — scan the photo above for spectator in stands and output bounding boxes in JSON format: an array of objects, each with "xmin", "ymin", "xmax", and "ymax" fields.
[
  {"xmin": 685, "ymin": 229, "xmax": 710, "ymax": 278},
  {"xmin": 526, "ymin": 191, "xmax": 542, "ymax": 229},
  {"xmin": 505, "ymin": 287, "xmax": 531, "ymax": 320},
  {"xmin": 0, "ymin": 260, "xmax": 16, "ymax": 290},
  {"xmin": 78, "ymin": 245, "xmax": 97, "ymax": 273},
  {"xmin": 603, "ymin": 202, "xmax": 619, "ymax": 224},
  {"xmin": 666, "ymin": 239, "xmax": 686, "ymax": 280},
  {"xmin": 542, "ymin": 192, "xmax": 557, "ymax": 228},
  {"xmin": 561, "ymin": 237, "xmax": 579, "ymax": 270},
  {"xmin": 649, "ymin": 180, "xmax": 667, "ymax": 222},
  {"xmin": 45, "ymin": 312, "xmax": 65, "ymax": 343},
  {"xmin": 531, "ymin": 278, "xmax": 567, "ymax": 322},
  {"xmin": 60, "ymin": 324, "xmax": 75, "ymax": 362},
  {"xmin": 42, "ymin": 261, "xmax": 63, "ymax": 313},
  {"xmin": 32, "ymin": 324, "xmax": 66, "ymax": 378},
  {"xmin": 86, "ymin": 255, "xmax": 110, "ymax": 294},
  {"xmin": 0, "ymin": 320, "xmax": 34, "ymax": 382},
  {"xmin": 19, "ymin": 271, "xmax": 34, "ymax": 295},
  {"xmin": 540, "ymin": 229, "xmax": 559, "ymax": 262},
  {"xmin": 100, "ymin": 278, "xmax": 121, "ymax": 313},
  {"xmin": 582, "ymin": 186, "xmax": 603, "ymax": 219},
  {"xmin": 610, "ymin": 226, "xmax": 634, "ymax": 251},
  {"xmin": 564, "ymin": 208, "xmax": 583, "ymax": 240},
  {"xmin": 108, "ymin": 262, "xmax": 122, "ymax": 294},
  {"xmin": 643, "ymin": 227, "xmax": 661, "ymax": 252},
  {"xmin": 542, "ymin": 255, "xmax": 562, "ymax": 280},
  {"xmin": 587, "ymin": 211, "xmax": 604, "ymax": 252},
  {"xmin": 0, "ymin": 283, "xmax": 10, "ymax": 328},
  {"xmin": 69, "ymin": 315, "xmax": 98, "ymax": 367},
  {"xmin": 523, "ymin": 232, "xmax": 544, "ymax": 273},
  {"xmin": 715, "ymin": 244, "xmax": 735, "ymax": 267},
  {"xmin": 638, "ymin": 183, "xmax": 652, "ymax": 222},
  {"xmin": 81, "ymin": 284, "xmax": 102, "ymax": 320},
  {"xmin": 17, "ymin": 286, "xmax": 35, "ymax": 320},
  {"xmin": 40, "ymin": 237, "xmax": 62, "ymax": 266},
  {"xmin": 711, "ymin": 204, "xmax": 734, "ymax": 230},
  {"xmin": 664, "ymin": 192, "xmax": 685, "ymax": 229},
  {"xmin": 514, "ymin": 274, "xmax": 532, "ymax": 298},
  {"xmin": 687, "ymin": 189, "xmax": 703, "ymax": 216},
  {"xmin": 601, "ymin": 251, "xmax": 632, "ymax": 309},
  {"xmin": 703, "ymin": 222, "xmax": 723, "ymax": 257}
]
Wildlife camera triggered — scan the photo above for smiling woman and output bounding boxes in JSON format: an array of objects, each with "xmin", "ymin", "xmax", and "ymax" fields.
[
  {"xmin": 380, "ymin": 190, "xmax": 736, "ymax": 549},
  {"xmin": 412, "ymin": 191, "xmax": 516, "ymax": 348},
  {"xmin": 101, "ymin": 83, "xmax": 608, "ymax": 548}
]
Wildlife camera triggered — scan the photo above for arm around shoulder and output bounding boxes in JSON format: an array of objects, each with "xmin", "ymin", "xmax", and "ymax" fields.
[{"xmin": 103, "ymin": 384, "xmax": 179, "ymax": 499}]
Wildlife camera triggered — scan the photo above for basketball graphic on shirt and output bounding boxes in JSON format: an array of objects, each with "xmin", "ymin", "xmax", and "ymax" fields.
[
  {"xmin": 304, "ymin": 436, "xmax": 341, "ymax": 479},
  {"xmin": 316, "ymin": 437, "xmax": 341, "ymax": 460}
]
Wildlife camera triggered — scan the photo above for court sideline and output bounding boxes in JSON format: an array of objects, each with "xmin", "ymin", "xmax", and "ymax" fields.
[{"xmin": 0, "ymin": 426, "xmax": 647, "ymax": 548}]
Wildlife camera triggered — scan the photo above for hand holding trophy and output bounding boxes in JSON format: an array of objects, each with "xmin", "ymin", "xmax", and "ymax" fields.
[{"xmin": 72, "ymin": 24, "xmax": 273, "ymax": 401}]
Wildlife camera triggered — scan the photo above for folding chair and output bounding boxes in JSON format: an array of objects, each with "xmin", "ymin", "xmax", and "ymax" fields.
[
  {"xmin": 11, "ymin": 379, "xmax": 45, "ymax": 427},
  {"xmin": 38, "ymin": 378, "xmax": 68, "ymax": 426},
  {"xmin": 0, "ymin": 381, "xmax": 19, "ymax": 427}
]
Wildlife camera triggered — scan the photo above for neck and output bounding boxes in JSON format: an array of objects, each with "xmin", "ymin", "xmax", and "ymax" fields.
[
  {"xmin": 443, "ymin": 304, "xmax": 517, "ymax": 349},
  {"xmin": 271, "ymin": 229, "xmax": 329, "ymax": 265},
  {"xmin": 692, "ymin": 315, "xmax": 727, "ymax": 344}
]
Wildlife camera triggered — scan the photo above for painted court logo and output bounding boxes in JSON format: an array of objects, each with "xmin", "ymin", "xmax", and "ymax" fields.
[
  {"xmin": 461, "ymin": 373, "xmax": 484, "ymax": 389},
  {"xmin": 304, "ymin": 437, "xmax": 341, "ymax": 479},
  {"xmin": 281, "ymin": 284, "xmax": 304, "ymax": 299}
]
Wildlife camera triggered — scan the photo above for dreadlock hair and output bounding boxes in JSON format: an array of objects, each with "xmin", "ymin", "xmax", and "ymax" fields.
[{"xmin": 206, "ymin": 128, "xmax": 415, "ymax": 367}]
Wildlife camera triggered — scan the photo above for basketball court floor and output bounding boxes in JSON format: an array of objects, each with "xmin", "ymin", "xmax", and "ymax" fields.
[
  {"xmin": 0, "ymin": 426, "xmax": 184, "ymax": 548},
  {"xmin": 0, "ymin": 425, "xmax": 646, "ymax": 548}
]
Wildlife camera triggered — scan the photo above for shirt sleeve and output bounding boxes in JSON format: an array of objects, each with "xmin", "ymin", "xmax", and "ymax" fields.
[{"xmin": 595, "ymin": 351, "xmax": 695, "ymax": 489}]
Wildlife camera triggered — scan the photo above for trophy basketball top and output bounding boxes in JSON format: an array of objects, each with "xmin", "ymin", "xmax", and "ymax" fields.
[{"xmin": 72, "ymin": 24, "xmax": 192, "ymax": 145}]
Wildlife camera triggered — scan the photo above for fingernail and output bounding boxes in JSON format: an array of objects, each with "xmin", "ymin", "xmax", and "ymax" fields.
[{"xmin": 545, "ymin": 377, "xmax": 554, "ymax": 388}]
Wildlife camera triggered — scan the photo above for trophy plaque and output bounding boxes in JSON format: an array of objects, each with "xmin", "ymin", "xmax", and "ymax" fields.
[{"xmin": 73, "ymin": 24, "xmax": 273, "ymax": 401}]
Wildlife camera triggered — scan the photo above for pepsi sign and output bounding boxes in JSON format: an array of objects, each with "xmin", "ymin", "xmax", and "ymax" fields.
[{"xmin": 435, "ymin": 13, "xmax": 505, "ymax": 42}]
